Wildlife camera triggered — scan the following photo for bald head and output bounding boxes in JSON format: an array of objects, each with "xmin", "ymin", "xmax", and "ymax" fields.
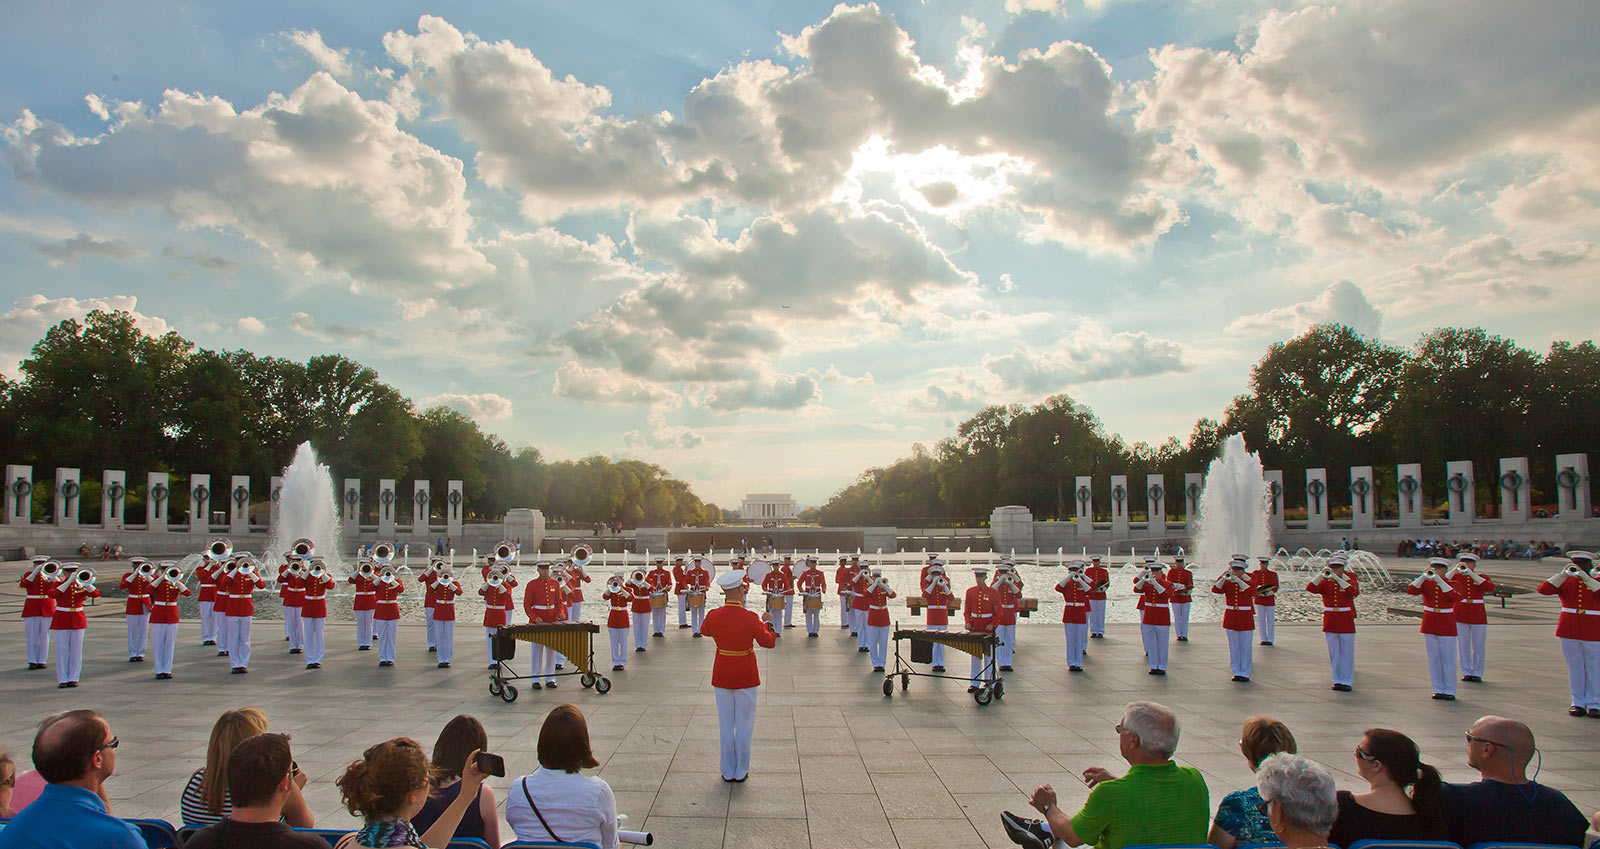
[
  {"xmin": 1472, "ymin": 715, "xmax": 1535, "ymax": 768},
  {"xmin": 32, "ymin": 709, "xmax": 110, "ymax": 784}
]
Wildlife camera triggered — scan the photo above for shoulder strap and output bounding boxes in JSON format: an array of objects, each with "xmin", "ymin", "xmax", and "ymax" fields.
[{"xmin": 520, "ymin": 776, "xmax": 566, "ymax": 843}]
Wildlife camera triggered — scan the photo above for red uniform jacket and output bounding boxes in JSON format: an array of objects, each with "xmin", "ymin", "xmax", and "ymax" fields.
[
  {"xmin": 120, "ymin": 573, "xmax": 152, "ymax": 616},
  {"xmin": 280, "ymin": 574, "xmax": 305, "ymax": 609},
  {"xmin": 1251, "ymin": 568, "xmax": 1279, "ymax": 606},
  {"xmin": 1167, "ymin": 567, "xmax": 1194, "ymax": 603},
  {"xmin": 864, "ymin": 586, "xmax": 896, "ymax": 627},
  {"xmin": 524, "ymin": 577, "xmax": 565, "ymax": 622},
  {"xmin": 797, "ymin": 570, "xmax": 826, "ymax": 600},
  {"xmin": 628, "ymin": 582, "xmax": 653, "ymax": 614},
  {"xmin": 919, "ymin": 565, "xmax": 935, "ymax": 595},
  {"xmin": 688, "ymin": 566, "xmax": 711, "ymax": 596},
  {"xmin": 604, "ymin": 589, "xmax": 631, "ymax": 629},
  {"xmin": 20, "ymin": 573, "xmax": 59, "ymax": 618},
  {"xmin": 49, "ymin": 582, "xmax": 99, "ymax": 630},
  {"xmin": 229, "ymin": 574, "xmax": 266, "ymax": 617},
  {"xmin": 835, "ymin": 565, "xmax": 856, "ymax": 596},
  {"xmin": 964, "ymin": 585, "xmax": 997, "ymax": 633},
  {"xmin": 479, "ymin": 585, "xmax": 513, "ymax": 628},
  {"xmin": 422, "ymin": 571, "xmax": 439, "ymax": 611},
  {"xmin": 196, "ymin": 563, "xmax": 217, "ymax": 604},
  {"xmin": 373, "ymin": 580, "xmax": 404, "ymax": 621},
  {"xmin": 1307, "ymin": 574, "xmax": 1359, "ymax": 633},
  {"xmin": 1212, "ymin": 576, "xmax": 1255, "ymax": 631},
  {"xmin": 923, "ymin": 585, "xmax": 952, "ymax": 627},
  {"xmin": 149, "ymin": 579, "xmax": 191, "ymax": 624},
  {"xmin": 994, "ymin": 579, "xmax": 1021, "ymax": 627},
  {"xmin": 1450, "ymin": 572, "xmax": 1496, "ymax": 626},
  {"xmin": 1086, "ymin": 566, "xmax": 1109, "ymax": 601},
  {"xmin": 646, "ymin": 568, "xmax": 672, "ymax": 599},
  {"xmin": 213, "ymin": 571, "xmax": 234, "ymax": 617},
  {"xmin": 1056, "ymin": 576, "xmax": 1091, "ymax": 624},
  {"xmin": 702, "ymin": 602, "xmax": 776, "ymax": 689},
  {"xmin": 432, "ymin": 579, "xmax": 462, "ymax": 621},
  {"xmin": 1406, "ymin": 577, "xmax": 1459, "ymax": 636},
  {"xmin": 1538, "ymin": 576, "xmax": 1600, "ymax": 641},
  {"xmin": 673, "ymin": 563, "xmax": 689, "ymax": 594},
  {"xmin": 760, "ymin": 571, "xmax": 787, "ymax": 599},
  {"xmin": 850, "ymin": 573, "xmax": 872, "ymax": 611},
  {"xmin": 778, "ymin": 565, "xmax": 795, "ymax": 594},
  {"xmin": 349, "ymin": 574, "xmax": 377, "ymax": 611},
  {"xmin": 567, "ymin": 571, "xmax": 592, "ymax": 603},
  {"xmin": 1137, "ymin": 578, "xmax": 1172, "ymax": 626},
  {"xmin": 301, "ymin": 576, "xmax": 334, "ymax": 618}
]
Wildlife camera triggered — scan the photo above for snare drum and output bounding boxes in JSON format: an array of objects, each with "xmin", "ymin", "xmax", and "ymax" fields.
[
  {"xmin": 688, "ymin": 593, "xmax": 706, "ymax": 607},
  {"xmin": 767, "ymin": 595, "xmax": 786, "ymax": 611},
  {"xmin": 651, "ymin": 595, "xmax": 668, "ymax": 609},
  {"xmin": 804, "ymin": 595, "xmax": 822, "ymax": 610}
]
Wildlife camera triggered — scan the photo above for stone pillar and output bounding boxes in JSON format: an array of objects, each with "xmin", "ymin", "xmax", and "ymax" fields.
[
  {"xmin": 228, "ymin": 475, "xmax": 251, "ymax": 535},
  {"xmin": 1395, "ymin": 464, "xmax": 1423, "ymax": 529},
  {"xmin": 378, "ymin": 478, "xmax": 397, "ymax": 538},
  {"xmin": 189, "ymin": 474, "xmax": 211, "ymax": 532},
  {"xmin": 989, "ymin": 505, "xmax": 1034, "ymax": 553},
  {"xmin": 1446, "ymin": 460, "xmax": 1475, "ymax": 525},
  {"xmin": 1349, "ymin": 466, "xmax": 1374, "ymax": 531},
  {"xmin": 446, "ymin": 480, "xmax": 464, "ymax": 539},
  {"xmin": 1073, "ymin": 476, "xmax": 1093, "ymax": 540},
  {"xmin": 503, "ymin": 508, "xmax": 547, "ymax": 551},
  {"xmin": 1183, "ymin": 473, "xmax": 1203, "ymax": 522},
  {"xmin": 146, "ymin": 472, "xmax": 169, "ymax": 532},
  {"xmin": 1110, "ymin": 475, "xmax": 1130, "ymax": 539},
  {"xmin": 1146, "ymin": 474, "xmax": 1166, "ymax": 536},
  {"xmin": 1556, "ymin": 453, "xmax": 1591, "ymax": 519},
  {"xmin": 4, "ymin": 465, "xmax": 32, "ymax": 525},
  {"xmin": 102, "ymin": 470, "xmax": 127, "ymax": 530},
  {"xmin": 413, "ymin": 480, "xmax": 432, "ymax": 539},
  {"xmin": 53, "ymin": 468, "xmax": 81, "ymax": 527},
  {"xmin": 1264, "ymin": 470, "xmax": 1285, "ymax": 533},
  {"xmin": 1497, "ymin": 457, "xmax": 1531, "ymax": 523},
  {"xmin": 342, "ymin": 478, "xmax": 361, "ymax": 534},
  {"xmin": 1306, "ymin": 468, "xmax": 1329, "ymax": 531},
  {"xmin": 269, "ymin": 475, "xmax": 284, "ymax": 530}
]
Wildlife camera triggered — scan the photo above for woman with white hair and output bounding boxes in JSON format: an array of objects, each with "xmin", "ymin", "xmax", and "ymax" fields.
[{"xmin": 1256, "ymin": 753, "xmax": 1338, "ymax": 849}]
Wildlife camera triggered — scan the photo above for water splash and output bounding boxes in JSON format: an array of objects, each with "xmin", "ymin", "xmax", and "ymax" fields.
[
  {"xmin": 1192, "ymin": 433, "xmax": 1273, "ymax": 569},
  {"xmin": 265, "ymin": 442, "xmax": 345, "ymax": 575}
]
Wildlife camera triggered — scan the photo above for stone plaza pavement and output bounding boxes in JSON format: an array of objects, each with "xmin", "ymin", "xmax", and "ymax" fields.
[{"xmin": 1, "ymin": 598, "xmax": 1598, "ymax": 849}]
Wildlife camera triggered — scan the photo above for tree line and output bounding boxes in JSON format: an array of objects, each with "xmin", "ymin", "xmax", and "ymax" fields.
[
  {"xmin": 0, "ymin": 310, "xmax": 726, "ymax": 527},
  {"xmin": 819, "ymin": 325, "xmax": 1600, "ymax": 526}
]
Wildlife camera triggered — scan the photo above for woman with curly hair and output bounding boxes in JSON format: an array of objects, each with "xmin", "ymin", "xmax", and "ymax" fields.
[{"xmin": 334, "ymin": 737, "xmax": 486, "ymax": 849}]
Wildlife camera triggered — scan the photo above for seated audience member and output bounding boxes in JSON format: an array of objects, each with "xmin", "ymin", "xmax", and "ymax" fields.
[
  {"xmin": 0, "ymin": 709, "xmax": 142, "ymax": 849},
  {"xmin": 1210, "ymin": 717, "xmax": 1298, "ymax": 849},
  {"xmin": 5, "ymin": 768, "xmax": 45, "ymax": 813},
  {"xmin": 506, "ymin": 704, "xmax": 620, "ymax": 849},
  {"xmin": 1440, "ymin": 715, "xmax": 1589, "ymax": 845},
  {"xmin": 183, "ymin": 734, "xmax": 326, "ymax": 849},
  {"xmin": 181, "ymin": 707, "xmax": 313, "ymax": 828},
  {"xmin": 1329, "ymin": 728, "xmax": 1448, "ymax": 847},
  {"xmin": 1256, "ymin": 753, "xmax": 1338, "ymax": 849},
  {"xmin": 1002, "ymin": 701, "xmax": 1208, "ymax": 849},
  {"xmin": 410, "ymin": 715, "xmax": 501, "ymax": 846},
  {"xmin": 335, "ymin": 737, "xmax": 486, "ymax": 849},
  {"xmin": 1, "ymin": 748, "xmax": 15, "ymax": 818}
]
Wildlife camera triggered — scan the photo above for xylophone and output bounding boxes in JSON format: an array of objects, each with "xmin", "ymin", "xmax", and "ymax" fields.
[
  {"xmin": 888, "ymin": 626, "xmax": 1003, "ymax": 705},
  {"xmin": 489, "ymin": 623, "xmax": 611, "ymax": 703}
]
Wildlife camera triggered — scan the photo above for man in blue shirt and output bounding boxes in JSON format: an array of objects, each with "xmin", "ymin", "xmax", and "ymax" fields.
[
  {"xmin": 1441, "ymin": 715, "xmax": 1587, "ymax": 846},
  {"xmin": 0, "ymin": 709, "xmax": 142, "ymax": 849}
]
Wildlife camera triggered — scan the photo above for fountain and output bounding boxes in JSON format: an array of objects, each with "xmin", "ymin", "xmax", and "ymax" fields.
[
  {"xmin": 1191, "ymin": 433, "xmax": 1273, "ymax": 569},
  {"xmin": 266, "ymin": 442, "xmax": 344, "ymax": 574}
]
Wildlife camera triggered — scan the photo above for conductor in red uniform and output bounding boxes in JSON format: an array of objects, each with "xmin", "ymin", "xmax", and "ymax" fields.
[{"xmin": 701, "ymin": 568, "xmax": 777, "ymax": 783}]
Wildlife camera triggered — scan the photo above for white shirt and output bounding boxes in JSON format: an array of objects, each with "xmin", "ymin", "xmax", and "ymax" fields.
[{"xmin": 505, "ymin": 768, "xmax": 618, "ymax": 849}]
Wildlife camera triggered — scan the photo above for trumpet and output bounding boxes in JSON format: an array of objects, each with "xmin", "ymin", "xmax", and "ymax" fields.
[
  {"xmin": 222, "ymin": 557, "xmax": 240, "ymax": 576},
  {"xmin": 571, "ymin": 544, "xmax": 593, "ymax": 568},
  {"xmin": 235, "ymin": 553, "xmax": 259, "ymax": 579},
  {"xmin": 372, "ymin": 541, "xmax": 396, "ymax": 563},
  {"xmin": 629, "ymin": 568, "xmax": 647, "ymax": 584},
  {"xmin": 1566, "ymin": 564, "xmax": 1584, "ymax": 575},
  {"xmin": 205, "ymin": 537, "xmax": 233, "ymax": 562},
  {"xmin": 358, "ymin": 560, "xmax": 375, "ymax": 578},
  {"xmin": 928, "ymin": 575, "xmax": 951, "ymax": 594},
  {"xmin": 133, "ymin": 558, "xmax": 156, "ymax": 577},
  {"xmin": 486, "ymin": 573, "xmax": 505, "ymax": 590},
  {"xmin": 379, "ymin": 566, "xmax": 397, "ymax": 584},
  {"xmin": 309, "ymin": 559, "xmax": 329, "ymax": 581},
  {"xmin": 70, "ymin": 566, "xmax": 96, "ymax": 588},
  {"xmin": 158, "ymin": 563, "xmax": 184, "ymax": 585},
  {"xmin": 31, "ymin": 559, "xmax": 62, "ymax": 581},
  {"xmin": 493, "ymin": 540, "xmax": 517, "ymax": 563},
  {"xmin": 289, "ymin": 538, "xmax": 315, "ymax": 559}
]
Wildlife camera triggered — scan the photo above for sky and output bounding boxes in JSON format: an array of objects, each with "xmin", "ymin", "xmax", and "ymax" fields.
[{"xmin": 1, "ymin": 0, "xmax": 1596, "ymax": 508}]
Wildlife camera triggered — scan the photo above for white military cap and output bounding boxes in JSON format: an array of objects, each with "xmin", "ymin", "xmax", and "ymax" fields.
[
  {"xmin": 1568, "ymin": 550, "xmax": 1596, "ymax": 563},
  {"xmin": 716, "ymin": 570, "xmax": 746, "ymax": 590}
]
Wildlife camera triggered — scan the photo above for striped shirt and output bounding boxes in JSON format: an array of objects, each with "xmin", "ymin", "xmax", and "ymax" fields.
[{"xmin": 179, "ymin": 769, "xmax": 231, "ymax": 827}]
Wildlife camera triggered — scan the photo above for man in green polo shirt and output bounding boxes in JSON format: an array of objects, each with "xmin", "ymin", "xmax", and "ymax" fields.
[{"xmin": 1002, "ymin": 701, "xmax": 1208, "ymax": 849}]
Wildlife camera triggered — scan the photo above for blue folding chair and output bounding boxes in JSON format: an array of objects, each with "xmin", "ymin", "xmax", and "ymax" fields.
[
  {"xmin": 125, "ymin": 818, "xmax": 182, "ymax": 849},
  {"xmin": 1240, "ymin": 844, "xmax": 1287, "ymax": 849},
  {"xmin": 448, "ymin": 839, "xmax": 493, "ymax": 849},
  {"xmin": 293, "ymin": 827, "xmax": 354, "ymax": 847},
  {"xmin": 1469, "ymin": 843, "xmax": 1582, "ymax": 849},
  {"xmin": 1350, "ymin": 841, "xmax": 1463, "ymax": 849},
  {"xmin": 176, "ymin": 826, "xmax": 202, "ymax": 845}
]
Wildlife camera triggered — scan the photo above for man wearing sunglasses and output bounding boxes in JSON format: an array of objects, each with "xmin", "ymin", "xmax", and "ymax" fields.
[
  {"xmin": 0, "ymin": 709, "xmax": 143, "ymax": 849},
  {"xmin": 1438, "ymin": 715, "xmax": 1587, "ymax": 846}
]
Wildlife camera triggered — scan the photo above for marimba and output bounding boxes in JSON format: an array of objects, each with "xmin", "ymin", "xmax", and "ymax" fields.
[
  {"xmin": 490, "ymin": 622, "xmax": 612, "ymax": 703},
  {"xmin": 888, "ymin": 626, "xmax": 1003, "ymax": 705}
]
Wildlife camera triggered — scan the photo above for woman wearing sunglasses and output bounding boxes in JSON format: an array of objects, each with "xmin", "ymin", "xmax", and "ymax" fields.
[{"xmin": 1328, "ymin": 729, "xmax": 1448, "ymax": 847}]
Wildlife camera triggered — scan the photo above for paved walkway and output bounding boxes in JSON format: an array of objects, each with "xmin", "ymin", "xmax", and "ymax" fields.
[{"xmin": 0, "ymin": 604, "xmax": 1597, "ymax": 848}]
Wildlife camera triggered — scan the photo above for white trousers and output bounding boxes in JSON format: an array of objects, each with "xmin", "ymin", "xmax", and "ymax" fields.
[
  {"xmin": 867, "ymin": 624, "xmax": 889, "ymax": 667},
  {"xmin": 569, "ymin": 602, "xmax": 584, "ymax": 621},
  {"xmin": 54, "ymin": 629, "xmax": 84, "ymax": 683},
  {"xmin": 970, "ymin": 646, "xmax": 996, "ymax": 687},
  {"xmin": 126, "ymin": 613, "xmax": 149, "ymax": 658},
  {"xmin": 1560, "ymin": 638, "xmax": 1600, "ymax": 710},
  {"xmin": 425, "ymin": 608, "xmax": 437, "ymax": 648},
  {"xmin": 152, "ymin": 622, "xmax": 178, "ymax": 675},
  {"xmin": 996, "ymin": 624, "xmax": 1016, "ymax": 666},
  {"xmin": 714, "ymin": 686, "xmax": 758, "ymax": 780},
  {"xmin": 1425, "ymin": 633, "xmax": 1457, "ymax": 695},
  {"xmin": 1256, "ymin": 605, "xmax": 1276, "ymax": 643},
  {"xmin": 632, "ymin": 617, "xmax": 650, "ymax": 650},
  {"xmin": 783, "ymin": 596, "xmax": 794, "ymax": 628},
  {"xmin": 25, "ymin": 616, "xmax": 51, "ymax": 664},
  {"xmin": 805, "ymin": 607, "xmax": 820, "ymax": 635},
  {"xmin": 284, "ymin": 607, "xmax": 304, "ymax": 652},
  {"xmin": 355, "ymin": 610, "xmax": 374, "ymax": 647},
  {"xmin": 1140, "ymin": 624, "xmax": 1170, "ymax": 671},
  {"xmin": 304, "ymin": 618, "xmax": 326, "ymax": 665},
  {"xmin": 927, "ymin": 623, "xmax": 947, "ymax": 667},
  {"xmin": 1063, "ymin": 622, "xmax": 1087, "ymax": 667},
  {"xmin": 198, "ymin": 601, "xmax": 217, "ymax": 642},
  {"xmin": 1457, "ymin": 623, "xmax": 1487, "ymax": 678},
  {"xmin": 1089, "ymin": 600, "xmax": 1106, "ymax": 635},
  {"xmin": 485, "ymin": 627, "xmax": 498, "ymax": 668},
  {"xmin": 375, "ymin": 619, "xmax": 398, "ymax": 663},
  {"xmin": 855, "ymin": 610, "xmax": 869, "ymax": 647},
  {"xmin": 529, "ymin": 642, "xmax": 556, "ymax": 684},
  {"xmin": 839, "ymin": 595, "xmax": 851, "ymax": 626},
  {"xmin": 691, "ymin": 604, "xmax": 706, "ymax": 634},
  {"xmin": 651, "ymin": 606, "xmax": 668, "ymax": 634},
  {"xmin": 1227, "ymin": 628, "xmax": 1253, "ymax": 678},
  {"xmin": 214, "ymin": 607, "xmax": 230, "ymax": 653},
  {"xmin": 677, "ymin": 593, "xmax": 689, "ymax": 625},
  {"xmin": 1172, "ymin": 602, "xmax": 1191, "ymax": 639},
  {"xmin": 1325, "ymin": 632, "xmax": 1356, "ymax": 686},
  {"xmin": 434, "ymin": 619, "xmax": 454, "ymax": 663},
  {"xmin": 609, "ymin": 627, "xmax": 629, "ymax": 667},
  {"xmin": 227, "ymin": 616, "xmax": 253, "ymax": 668}
]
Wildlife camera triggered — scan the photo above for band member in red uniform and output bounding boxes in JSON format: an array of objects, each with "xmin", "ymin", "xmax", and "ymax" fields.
[
  {"xmin": 603, "ymin": 573, "xmax": 632, "ymax": 671},
  {"xmin": 993, "ymin": 563, "xmax": 1021, "ymax": 671},
  {"xmin": 1407, "ymin": 557, "xmax": 1461, "ymax": 699},
  {"xmin": 1168, "ymin": 555, "xmax": 1194, "ymax": 642},
  {"xmin": 1307, "ymin": 554, "xmax": 1359, "ymax": 691},
  {"xmin": 523, "ymin": 561, "xmax": 566, "ymax": 688},
  {"xmin": 566, "ymin": 558, "xmax": 592, "ymax": 622},
  {"xmin": 479, "ymin": 573, "xmax": 514, "ymax": 670},
  {"xmin": 300, "ymin": 558, "xmax": 334, "ymax": 669},
  {"xmin": 673, "ymin": 555, "xmax": 692, "ymax": 629},
  {"xmin": 1449, "ymin": 552, "xmax": 1495, "ymax": 683},
  {"xmin": 373, "ymin": 567, "xmax": 405, "ymax": 667},
  {"xmin": 1055, "ymin": 561, "xmax": 1092, "ymax": 671},
  {"xmin": 627, "ymin": 569, "xmax": 653, "ymax": 651},
  {"xmin": 277, "ymin": 557, "xmax": 294, "ymax": 644},
  {"xmin": 1537, "ymin": 551, "xmax": 1600, "ymax": 716},
  {"xmin": 920, "ymin": 553, "xmax": 940, "ymax": 595},
  {"xmin": 280, "ymin": 559, "xmax": 306, "ymax": 655},
  {"xmin": 349, "ymin": 562, "xmax": 378, "ymax": 651},
  {"xmin": 966, "ymin": 566, "xmax": 998, "ymax": 691},
  {"xmin": 647, "ymin": 558, "xmax": 672, "ymax": 636},
  {"xmin": 1086, "ymin": 555, "xmax": 1109, "ymax": 638},
  {"xmin": 213, "ymin": 558, "xmax": 236, "ymax": 656},
  {"xmin": 863, "ymin": 567, "xmax": 896, "ymax": 671},
  {"xmin": 760, "ymin": 565, "xmax": 787, "ymax": 640},
  {"xmin": 148, "ymin": 562, "xmax": 191, "ymax": 679},
  {"xmin": 1135, "ymin": 562, "xmax": 1172, "ymax": 675},
  {"xmin": 195, "ymin": 556, "xmax": 219, "ymax": 646},
  {"xmin": 1211, "ymin": 558, "xmax": 1256, "ymax": 681},
  {"xmin": 920, "ymin": 561, "xmax": 953, "ymax": 671},
  {"xmin": 797, "ymin": 556, "xmax": 827, "ymax": 637},
  {"xmin": 120, "ymin": 559, "xmax": 154, "ymax": 662},
  {"xmin": 701, "ymin": 568, "xmax": 777, "ymax": 782},
  {"xmin": 229, "ymin": 556, "xmax": 266, "ymax": 673},
  {"xmin": 851, "ymin": 563, "xmax": 873, "ymax": 652},
  {"xmin": 431, "ymin": 562, "xmax": 461, "ymax": 668},
  {"xmin": 778, "ymin": 555, "xmax": 797, "ymax": 629},
  {"xmin": 1252, "ymin": 556, "xmax": 1278, "ymax": 645},
  {"xmin": 835, "ymin": 556, "xmax": 855, "ymax": 630},
  {"xmin": 19, "ymin": 556, "xmax": 60, "ymax": 670},
  {"xmin": 420, "ymin": 559, "xmax": 440, "ymax": 653},
  {"xmin": 688, "ymin": 556, "xmax": 712, "ymax": 636},
  {"xmin": 49, "ymin": 564, "xmax": 98, "ymax": 688}
]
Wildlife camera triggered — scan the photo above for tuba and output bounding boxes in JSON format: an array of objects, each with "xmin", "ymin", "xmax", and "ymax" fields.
[
  {"xmin": 358, "ymin": 560, "xmax": 375, "ymax": 578},
  {"xmin": 35, "ymin": 559, "xmax": 62, "ymax": 581},
  {"xmin": 289, "ymin": 538, "xmax": 315, "ymax": 559},
  {"xmin": 159, "ymin": 562, "xmax": 183, "ymax": 585},
  {"xmin": 134, "ymin": 558, "xmax": 156, "ymax": 578},
  {"xmin": 205, "ymin": 536, "xmax": 233, "ymax": 562},
  {"xmin": 629, "ymin": 568, "xmax": 647, "ymax": 584},
  {"xmin": 372, "ymin": 541, "xmax": 396, "ymax": 564},
  {"xmin": 71, "ymin": 566, "xmax": 96, "ymax": 588},
  {"xmin": 571, "ymin": 543, "xmax": 593, "ymax": 568}
]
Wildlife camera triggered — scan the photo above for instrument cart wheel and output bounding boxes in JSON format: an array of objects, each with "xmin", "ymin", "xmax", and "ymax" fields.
[
  {"xmin": 900, "ymin": 673, "xmax": 909, "ymax": 692},
  {"xmin": 993, "ymin": 680, "xmax": 1004, "ymax": 700},
  {"xmin": 882, "ymin": 677, "xmax": 894, "ymax": 697},
  {"xmin": 974, "ymin": 685, "xmax": 993, "ymax": 706},
  {"xmin": 594, "ymin": 676, "xmax": 612, "ymax": 694},
  {"xmin": 500, "ymin": 684, "xmax": 518, "ymax": 703},
  {"xmin": 580, "ymin": 672, "xmax": 597, "ymax": 688},
  {"xmin": 489, "ymin": 677, "xmax": 503, "ymax": 696}
]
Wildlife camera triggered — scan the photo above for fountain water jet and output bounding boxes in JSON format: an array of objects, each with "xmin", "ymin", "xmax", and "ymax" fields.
[
  {"xmin": 1192, "ymin": 434, "xmax": 1273, "ymax": 569},
  {"xmin": 266, "ymin": 442, "xmax": 344, "ymax": 574}
]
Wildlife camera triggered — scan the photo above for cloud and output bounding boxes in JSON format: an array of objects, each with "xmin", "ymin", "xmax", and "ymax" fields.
[
  {"xmin": 906, "ymin": 382, "xmax": 984, "ymax": 413},
  {"xmin": 1227, "ymin": 280, "xmax": 1384, "ymax": 338},
  {"xmin": 0, "ymin": 294, "xmax": 171, "ymax": 378},
  {"xmin": 551, "ymin": 362, "xmax": 682, "ymax": 408},
  {"xmin": 288, "ymin": 311, "xmax": 374, "ymax": 343},
  {"xmin": 983, "ymin": 323, "xmax": 1188, "ymax": 393},
  {"xmin": 1407, "ymin": 234, "xmax": 1591, "ymax": 299},
  {"xmin": 288, "ymin": 30, "xmax": 353, "ymax": 78},
  {"xmin": 236, "ymin": 316, "xmax": 266, "ymax": 333},
  {"xmin": 622, "ymin": 411, "xmax": 704, "ymax": 450},
  {"xmin": 161, "ymin": 244, "xmax": 240, "ymax": 272},
  {"xmin": 29, "ymin": 232, "xmax": 137, "ymax": 265},
  {"xmin": 700, "ymin": 371, "xmax": 820, "ymax": 411},
  {"xmin": 421, "ymin": 392, "xmax": 514, "ymax": 421}
]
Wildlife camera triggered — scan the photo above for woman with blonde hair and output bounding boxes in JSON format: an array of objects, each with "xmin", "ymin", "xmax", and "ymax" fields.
[
  {"xmin": 0, "ymin": 747, "xmax": 16, "ymax": 818},
  {"xmin": 335, "ymin": 737, "xmax": 486, "ymax": 849},
  {"xmin": 1209, "ymin": 717, "xmax": 1299, "ymax": 849},
  {"xmin": 180, "ymin": 708, "xmax": 313, "ymax": 828}
]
